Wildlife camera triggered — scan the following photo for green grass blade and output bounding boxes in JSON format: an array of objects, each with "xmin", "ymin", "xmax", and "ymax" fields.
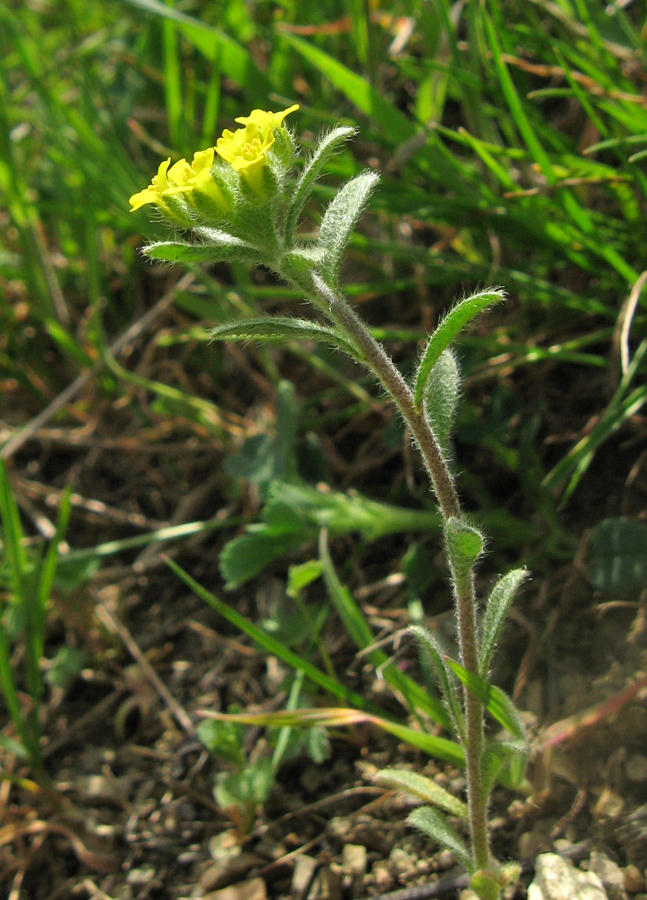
[
  {"xmin": 166, "ymin": 556, "xmax": 382, "ymax": 714},
  {"xmin": 319, "ymin": 531, "xmax": 451, "ymax": 729},
  {"xmin": 277, "ymin": 31, "xmax": 417, "ymax": 143},
  {"xmin": 201, "ymin": 706, "xmax": 465, "ymax": 766},
  {"xmin": 162, "ymin": 3, "xmax": 183, "ymax": 151},
  {"xmin": 120, "ymin": 0, "xmax": 271, "ymax": 97}
]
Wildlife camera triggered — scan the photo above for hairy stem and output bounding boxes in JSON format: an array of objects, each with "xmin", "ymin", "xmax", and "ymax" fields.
[
  {"xmin": 453, "ymin": 568, "xmax": 490, "ymax": 872},
  {"xmin": 282, "ymin": 266, "xmax": 490, "ymax": 871},
  {"xmin": 309, "ymin": 275, "xmax": 460, "ymax": 521}
]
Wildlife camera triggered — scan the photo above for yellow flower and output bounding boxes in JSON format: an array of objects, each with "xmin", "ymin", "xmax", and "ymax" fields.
[
  {"xmin": 216, "ymin": 104, "xmax": 299, "ymax": 190},
  {"xmin": 129, "ymin": 157, "xmax": 172, "ymax": 211},
  {"xmin": 129, "ymin": 147, "xmax": 228, "ymax": 216}
]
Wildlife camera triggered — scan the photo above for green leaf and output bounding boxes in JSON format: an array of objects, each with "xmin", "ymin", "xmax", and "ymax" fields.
[
  {"xmin": 445, "ymin": 516, "xmax": 484, "ymax": 576},
  {"xmin": 144, "ymin": 232, "xmax": 259, "ymax": 265},
  {"xmin": 479, "ymin": 569, "xmax": 529, "ymax": 677},
  {"xmin": 214, "ymin": 756, "xmax": 274, "ymax": 814},
  {"xmin": 481, "ymin": 738, "xmax": 528, "ymax": 798},
  {"xmin": 407, "ymin": 806, "xmax": 472, "ymax": 871},
  {"xmin": 414, "ymin": 290, "xmax": 506, "ymax": 411},
  {"xmin": 446, "ymin": 659, "xmax": 526, "ymax": 741},
  {"xmin": 375, "ymin": 768, "xmax": 468, "ymax": 819},
  {"xmin": 220, "ymin": 531, "xmax": 303, "ymax": 589},
  {"xmin": 197, "ymin": 718, "xmax": 246, "ymax": 768},
  {"xmin": 408, "ymin": 625, "xmax": 465, "ymax": 741},
  {"xmin": 423, "ymin": 348, "xmax": 460, "ymax": 457},
  {"xmin": 317, "ymin": 171, "xmax": 380, "ymax": 287},
  {"xmin": 585, "ymin": 517, "xmax": 647, "ymax": 594},
  {"xmin": 210, "ymin": 317, "xmax": 357, "ymax": 355},
  {"xmin": 283, "ymin": 126, "xmax": 357, "ymax": 244},
  {"xmin": 470, "ymin": 870, "xmax": 503, "ymax": 900},
  {"xmin": 286, "ymin": 560, "xmax": 323, "ymax": 599}
]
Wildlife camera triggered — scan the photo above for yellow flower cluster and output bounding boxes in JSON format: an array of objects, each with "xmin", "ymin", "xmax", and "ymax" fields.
[
  {"xmin": 215, "ymin": 105, "xmax": 299, "ymax": 182},
  {"xmin": 129, "ymin": 104, "xmax": 299, "ymax": 213}
]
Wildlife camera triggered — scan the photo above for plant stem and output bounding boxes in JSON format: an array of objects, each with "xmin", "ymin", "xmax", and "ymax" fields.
[
  {"xmin": 300, "ymin": 274, "xmax": 491, "ymax": 872},
  {"xmin": 453, "ymin": 569, "xmax": 490, "ymax": 872},
  {"xmin": 308, "ymin": 275, "xmax": 460, "ymax": 521}
]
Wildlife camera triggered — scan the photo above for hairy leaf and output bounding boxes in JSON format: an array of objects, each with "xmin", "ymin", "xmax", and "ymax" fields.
[
  {"xmin": 446, "ymin": 659, "xmax": 526, "ymax": 741},
  {"xmin": 423, "ymin": 348, "xmax": 460, "ymax": 458},
  {"xmin": 210, "ymin": 317, "xmax": 357, "ymax": 355},
  {"xmin": 283, "ymin": 126, "xmax": 357, "ymax": 244},
  {"xmin": 317, "ymin": 170, "xmax": 380, "ymax": 287},
  {"xmin": 375, "ymin": 768, "xmax": 468, "ymax": 819},
  {"xmin": 414, "ymin": 289, "xmax": 505, "ymax": 410},
  {"xmin": 144, "ymin": 231, "xmax": 259, "ymax": 265},
  {"xmin": 409, "ymin": 625, "xmax": 465, "ymax": 741},
  {"xmin": 479, "ymin": 569, "xmax": 528, "ymax": 677},
  {"xmin": 407, "ymin": 806, "xmax": 472, "ymax": 870}
]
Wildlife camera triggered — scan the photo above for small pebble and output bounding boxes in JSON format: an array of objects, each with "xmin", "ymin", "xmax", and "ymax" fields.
[
  {"xmin": 437, "ymin": 849, "xmax": 456, "ymax": 870},
  {"xmin": 372, "ymin": 862, "xmax": 393, "ymax": 891},
  {"xmin": 127, "ymin": 867, "xmax": 156, "ymax": 886},
  {"xmin": 624, "ymin": 866, "xmax": 645, "ymax": 894},
  {"xmin": 388, "ymin": 848, "xmax": 415, "ymax": 878},
  {"xmin": 291, "ymin": 855, "xmax": 318, "ymax": 900},
  {"xmin": 203, "ymin": 877, "xmax": 267, "ymax": 900},
  {"xmin": 590, "ymin": 851, "xmax": 627, "ymax": 900},
  {"xmin": 342, "ymin": 844, "xmax": 367, "ymax": 897},
  {"xmin": 625, "ymin": 754, "xmax": 647, "ymax": 783}
]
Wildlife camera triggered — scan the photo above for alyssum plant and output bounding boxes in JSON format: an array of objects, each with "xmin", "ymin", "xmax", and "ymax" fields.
[{"xmin": 130, "ymin": 106, "xmax": 528, "ymax": 899}]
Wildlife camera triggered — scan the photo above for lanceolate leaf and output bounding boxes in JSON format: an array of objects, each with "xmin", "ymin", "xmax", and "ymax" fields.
[
  {"xmin": 409, "ymin": 625, "xmax": 465, "ymax": 741},
  {"xmin": 423, "ymin": 348, "xmax": 460, "ymax": 457},
  {"xmin": 283, "ymin": 126, "xmax": 357, "ymax": 244},
  {"xmin": 407, "ymin": 806, "xmax": 472, "ymax": 870},
  {"xmin": 375, "ymin": 768, "xmax": 468, "ymax": 819},
  {"xmin": 144, "ymin": 233, "xmax": 259, "ymax": 265},
  {"xmin": 481, "ymin": 738, "xmax": 530, "ymax": 797},
  {"xmin": 210, "ymin": 317, "xmax": 357, "ymax": 355},
  {"xmin": 318, "ymin": 171, "xmax": 380, "ymax": 287},
  {"xmin": 414, "ymin": 289, "xmax": 506, "ymax": 411},
  {"xmin": 479, "ymin": 569, "xmax": 528, "ymax": 677},
  {"xmin": 446, "ymin": 659, "xmax": 526, "ymax": 741}
]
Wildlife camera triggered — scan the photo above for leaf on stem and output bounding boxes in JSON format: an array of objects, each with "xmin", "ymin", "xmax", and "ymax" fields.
[
  {"xmin": 144, "ymin": 230, "xmax": 260, "ymax": 265},
  {"xmin": 481, "ymin": 738, "xmax": 528, "ymax": 797},
  {"xmin": 479, "ymin": 569, "xmax": 528, "ymax": 677},
  {"xmin": 317, "ymin": 170, "xmax": 380, "ymax": 287},
  {"xmin": 409, "ymin": 625, "xmax": 465, "ymax": 741},
  {"xmin": 283, "ymin": 126, "xmax": 357, "ymax": 244},
  {"xmin": 446, "ymin": 658, "xmax": 526, "ymax": 741},
  {"xmin": 375, "ymin": 768, "xmax": 468, "ymax": 819},
  {"xmin": 445, "ymin": 516, "xmax": 484, "ymax": 577},
  {"xmin": 414, "ymin": 289, "xmax": 506, "ymax": 411},
  {"xmin": 407, "ymin": 806, "xmax": 472, "ymax": 871},
  {"xmin": 422, "ymin": 348, "xmax": 460, "ymax": 458},
  {"xmin": 210, "ymin": 317, "xmax": 357, "ymax": 355}
]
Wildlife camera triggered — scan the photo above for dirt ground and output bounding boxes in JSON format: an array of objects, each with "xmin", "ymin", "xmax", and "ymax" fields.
[{"xmin": 2, "ymin": 274, "xmax": 647, "ymax": 900}]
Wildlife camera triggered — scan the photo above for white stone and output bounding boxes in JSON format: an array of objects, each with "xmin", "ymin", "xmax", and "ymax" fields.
[{"xmin": 528, "ymin": 854, "xmax": 608, "ymax": 900}]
